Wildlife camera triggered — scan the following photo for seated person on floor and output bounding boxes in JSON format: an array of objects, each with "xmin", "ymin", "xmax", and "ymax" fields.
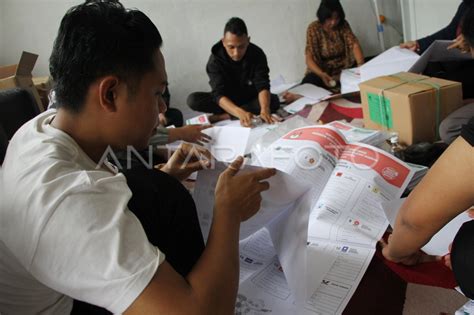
[
  {"xmin": 400, "ymin": 0, "xmax": 474, "ymax": 99},
  {"xmin": 381, "ymin": 116, "xmax": 474, "ymax": 302},
  {"xmin": 159, "ymin": 86, "xmax": 184, "ymax": 127},
  {"xmin": 300, "ymin": 0, "xmax": 363, "ymax": 89},
  {"xmin": 187, "ymin": 17, "xmax": 279, "ymax": 127},
  {"xmin": 438, "ymin": 7, "xmax": 474, "ymax": 145},
  {"xmin": 0, "ymin": 1, "xmax": 276, "ymax": 314}
]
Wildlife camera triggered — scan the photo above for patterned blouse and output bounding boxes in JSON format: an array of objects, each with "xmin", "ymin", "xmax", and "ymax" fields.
[{"xmin": 305, "ymin": 20, "xmax": 359, "ymax": 77}]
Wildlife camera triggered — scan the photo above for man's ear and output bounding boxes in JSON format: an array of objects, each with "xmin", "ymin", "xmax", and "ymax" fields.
[
  {"xmin": 98, "ymin": 76, "xmax": 120, "ymax": 112},
  {"xmin": 247, "ymin": 36, "xmax": 251, "ymax": 43}
]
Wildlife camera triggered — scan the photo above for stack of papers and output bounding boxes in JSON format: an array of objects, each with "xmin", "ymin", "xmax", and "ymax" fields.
[
  {"xmin": 327, "ymin": 120, "xmax": 388, "ymax": 147},
  {"xmin": 405, "ymin": 162, "xmax": 429, "ymax": 191}
]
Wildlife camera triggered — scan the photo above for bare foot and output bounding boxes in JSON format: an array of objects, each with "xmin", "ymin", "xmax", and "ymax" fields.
[
  {"xmin": 282, "ymin": 91, "xmax": 303, "ymax": 104},
  {"xmin": 208, "ymin": 113, "xmax": 231, "ymax": 123}
]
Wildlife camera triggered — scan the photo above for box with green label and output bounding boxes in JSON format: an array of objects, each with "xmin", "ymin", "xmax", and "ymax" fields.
[{"xmin": 359, "ymin": 72, "xmax": 462, "ymax": 145}]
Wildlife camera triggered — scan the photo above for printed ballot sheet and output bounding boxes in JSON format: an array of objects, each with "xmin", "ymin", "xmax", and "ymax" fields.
[
  {"xmin": 194, "ymin": 161, "xmax": 311, "ymax": 242},
  {"xmin": 201, "ymin": 126, "xmax": 250, "ymax": 162},
  {"xmin": 193, "ymin": 125, "xmax": 414, "ymax": 314}
]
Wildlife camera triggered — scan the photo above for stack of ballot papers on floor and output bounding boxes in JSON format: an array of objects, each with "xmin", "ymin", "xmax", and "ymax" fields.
[
  {"xmin": 326, "ymin": 120, "xmax": 388, "ymax": 147},
  {"xmin": 283, "ymin": 84, "xmax": 332, "ymax": 114},
  {"xmin": 193, "ymin": 123, "xmax": 415, "ymax": 314}
]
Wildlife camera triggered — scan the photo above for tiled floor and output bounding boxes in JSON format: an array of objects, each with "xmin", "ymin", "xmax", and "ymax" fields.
[{"xmin": 403, "ymin": 284, "xmax": 468, "ymax": 315}]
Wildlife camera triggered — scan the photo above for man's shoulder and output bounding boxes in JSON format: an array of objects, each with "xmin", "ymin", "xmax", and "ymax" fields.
[{"xmin": 246, "ymin": 43, "xmax": 267, "ymax": 60}]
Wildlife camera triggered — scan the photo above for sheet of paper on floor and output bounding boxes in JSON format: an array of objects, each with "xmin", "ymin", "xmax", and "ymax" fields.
[
  {"xmin": 283, "ymin": 96, "xmax": 316, "ymax": 114},
  {"xmin": 288, "ymin": 84, "xmax": 332, "ymax": 101},
  {"xmin": 382, "ymin": 198, "xmax": 472, "ymax": 256},
  {"xmin": 270, "ymin": 74, "xmax": 299, "ymax": 95}
]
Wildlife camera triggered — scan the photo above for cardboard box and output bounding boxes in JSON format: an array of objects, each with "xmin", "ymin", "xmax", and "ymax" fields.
[
  {"xmin": 360, "ymin": 72, "xmax": 462, "ymax": 145},
  {"xmin": 0, "ymin": 51, "xmax": 44, "ymax": 111}
]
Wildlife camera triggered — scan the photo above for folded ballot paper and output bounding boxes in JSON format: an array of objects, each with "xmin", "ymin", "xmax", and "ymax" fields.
[{"xmin": 194, "ymin": 124, "xmax": 415, "ymax": 314}]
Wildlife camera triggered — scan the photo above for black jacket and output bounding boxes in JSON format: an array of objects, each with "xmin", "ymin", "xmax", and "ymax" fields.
[
  {"xmin": 206, "ymin": 41, "xmax": 271, "ymax": 105},
  {"xmin": 418, "ymin": 0, "xmax": 472, "ymax": 53}
]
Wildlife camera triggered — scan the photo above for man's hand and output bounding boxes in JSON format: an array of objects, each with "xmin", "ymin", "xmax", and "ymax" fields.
[
  {"xmin": 260, "ymin": 110, "xmax": 276, "ymax": 124},
  {"xmin": 448, "ymin": 35, "xmax": 470, "ymax": 53},
  {"xmin": 214, "ymin": 157, "xmax": 276, "ymax": 222},
  {"xmin": 158, "ymin": 113, "xmax": 167, "ymax": 126},
  {"xmin": 175, "ymin": 125, "xmax": 213, "ymax": 146},
  {"xmin": 400, "ymin": 40, "xmax": 418, "ymax": 52},
  {"xmin": 157, "ymin": 143, "xmax": 212, "ymax": 181},
  {"xmin": 379, "ymin": 234, "xmax": 438, "ymax": 265},
  {"xmin": 238, "ymin": 110, "xmax": 254, "ymax": 127}
]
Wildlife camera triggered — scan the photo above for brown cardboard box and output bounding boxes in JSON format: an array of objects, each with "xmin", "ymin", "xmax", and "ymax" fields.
[
  {"xmin": 0, "ymin": 51, "xmax": 44, "ymax": 111},
  {"xmin": 33, "ymin": 76, "xmax": 53, "ymax": 110},
  {"xmin": 359, "ymin": 72, "xmax": 462, "ymax": 145}
]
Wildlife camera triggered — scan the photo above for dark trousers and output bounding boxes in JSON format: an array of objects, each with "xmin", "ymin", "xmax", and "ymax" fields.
[
  {"xmin": 451, "ymin": 220, "xmax": 474, "ymax": 299},
  {"xmin": 424, "ymin": 60, "xmax": 474, "ymax": 99},
  {"xmin": 71, "ymin": 166, "xmax": 205, "ymax": 314},
  {"xmin": 301, "ymin": 72, "xmax": 326, "ymax": 88},
  {"xmin": 187, "ymin": 92, "xmax": 280, "ymax": 115}
]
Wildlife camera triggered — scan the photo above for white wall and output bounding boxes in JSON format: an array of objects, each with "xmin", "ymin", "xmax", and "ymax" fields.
[
  {"xmin": 1, "ymin": 0, "xmax": 402, "ymax": 117},
  {"xmin": 401, "ymin": 0, "xmax": 460, "ymax": 41}
]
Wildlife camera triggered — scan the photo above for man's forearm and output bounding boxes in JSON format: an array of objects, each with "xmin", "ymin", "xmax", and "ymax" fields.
[
  {"xmin": 218, "ymin": 96, "xmax": 245, "ymax": 117},
  {"xmin": 185, "ymin": 208, "xmax": 240, "ymax": 314},
  {"xmin": 258, "ymin": 90, "xmax": 271, "ymax": 113}
]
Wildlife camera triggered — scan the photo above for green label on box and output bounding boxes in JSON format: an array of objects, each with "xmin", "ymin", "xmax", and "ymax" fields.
[{"xmin": 367, "ymin": 93, "xmax": 393, "ymax": 129}]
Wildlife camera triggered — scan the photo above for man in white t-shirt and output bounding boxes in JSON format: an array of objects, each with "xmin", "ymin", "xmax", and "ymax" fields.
[{"xmin": 0, "ymin": 1, "xmax": 276, "ymax": 314}]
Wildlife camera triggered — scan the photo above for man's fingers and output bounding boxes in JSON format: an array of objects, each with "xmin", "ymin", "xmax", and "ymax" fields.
[
  {"xmin": 257, "ymin": 181, "xmax": 270, "ymax": 192},
  {"xmin": 185, "ymin": 160, "xmax": 209, "ymax": 172},
  {"xmin": 225, "ymin": 156, "xmax": 244, "ymax": 176},
  {"xmin": 251, "ymin": 167, "xmax": 277, "ymax": 181},
  {"xmin": 200, "ymin": 133, "xmax": 212, "ymax": 141}
]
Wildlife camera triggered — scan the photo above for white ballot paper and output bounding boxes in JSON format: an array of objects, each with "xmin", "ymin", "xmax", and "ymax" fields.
[
  {"xmin": 288, "ymin": 84, "xmax": 332, "ymax": 101},
  {"xmin": 249, "ymin": 126, "xmax": 413, "ymax": 314},
  {"xmin": 194, "ymin": 125, "xmax": 414, "ymax": 314},
  {"xmin": 283, "ymin": 96, "xmax": 316, "ymax": 114},
  {"xmin": 360, "ymin": 46, "xmax": 420, "ymax": 82},
  {"xmin": 201, "ymin": 126, "xmax": 250, "ymax": 162},
  {"xmin": 382, "ymin": 198, "xmax": 472, "ymax": 256},
  {"xmin": 409, "ymin": 40, "xmax": 473, "ymax": 74}
]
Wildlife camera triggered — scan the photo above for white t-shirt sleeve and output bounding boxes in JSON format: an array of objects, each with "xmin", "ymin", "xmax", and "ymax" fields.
[{"xmin": 29, "ymin": 174, "xmax": 164, "ymax": 313}]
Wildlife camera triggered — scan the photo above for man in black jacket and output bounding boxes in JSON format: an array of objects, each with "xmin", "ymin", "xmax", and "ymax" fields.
[
  {"xmin": 400, "ymin": 0, "xmax": 474, "ymax": 99},
  {"xmin": 187, "ymin": 17, "xmax": 280, "ymax": 127}
]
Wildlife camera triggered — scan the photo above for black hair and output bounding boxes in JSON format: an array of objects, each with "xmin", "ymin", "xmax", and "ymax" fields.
[
  {"xmin": 223, "ymin": 17, "xmax": 248, "ymax": 36},
  {"xmin": 49, "ymin": 0, "xmax": 163, "ymax": 112},
  {"xmin": 463, "ymin": 5, "xmax": 474, "ymax": 48},
  {"xmin": 317, "ymin": 0, "xmax": 346, "ymax": 27}
]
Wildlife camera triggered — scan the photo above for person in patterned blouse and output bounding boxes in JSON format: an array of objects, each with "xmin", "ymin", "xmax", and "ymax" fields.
[{"xmin": 303, "ymin": 0, "xmax": 364, "ymax": 89}]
